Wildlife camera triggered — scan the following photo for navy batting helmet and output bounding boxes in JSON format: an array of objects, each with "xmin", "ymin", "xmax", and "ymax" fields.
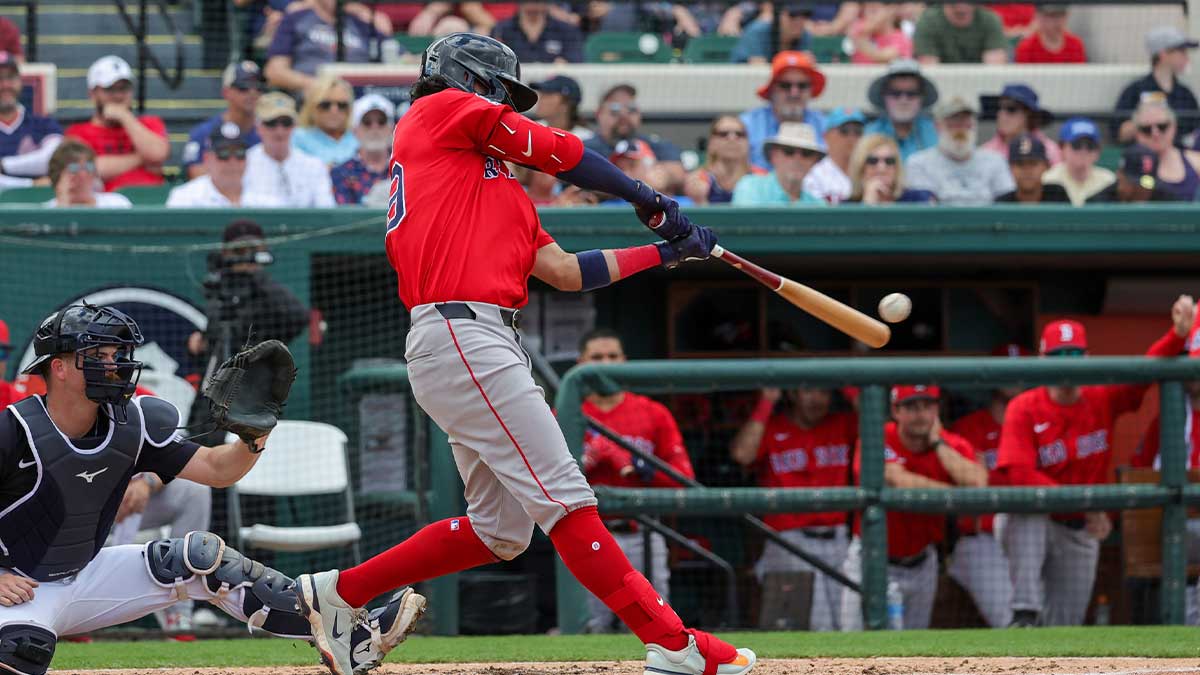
[
  {"xmin": 23, "ymin": 303, "xmax": 144, "ymax": 412},
  {"xmin": 420, "ymin": 32, "xmax": 538, "ymax": 113}
]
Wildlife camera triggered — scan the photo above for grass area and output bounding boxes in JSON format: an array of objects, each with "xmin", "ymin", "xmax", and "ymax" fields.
[{"xmin": 52, "ymin": 627, "xmax": 1200, "ymax": 669}]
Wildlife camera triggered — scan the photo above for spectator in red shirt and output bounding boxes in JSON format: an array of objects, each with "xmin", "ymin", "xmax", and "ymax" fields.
[
  {"xmin": 1014, "ymin": 5, "xmax": 1086, "ymax": 64},
  {"xmin": 577, "ymin": 329, "xmax": 695, "ymax": 634},
  {"xmin": 840, "ymin": 385, "xmax": 986, "ymax": 631},
  {"xmin": 65, "ymin": 56, "xmax": 169, "ymax": 191},
  {"xmin": 997, "ymin": 297, "xmax": 1194, "ymax": 627},
  {"xmin": 729, "ymin": 386, "xmax": 856, "ymax": 631},
  {"xmin": 0, "ymin": 318, "xmax": 17, "ymax": 408}
]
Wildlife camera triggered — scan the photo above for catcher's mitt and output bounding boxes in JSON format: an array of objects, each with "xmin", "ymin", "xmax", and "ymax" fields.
[{"xmin": 203, "ymin": 339, "xmax": 297, "ymax": 452}]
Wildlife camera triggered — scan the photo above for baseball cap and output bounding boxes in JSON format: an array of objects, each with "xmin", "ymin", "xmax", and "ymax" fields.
[
  {"xmin": 934, "ymin": 95, "xmax": 977, "ymax": 120},
  {"xmin": 1040, "ymin": 319, "xmax": 1088, "ymax": 354},
  {"xmin": 1120, "ymin": 144, "xmax": 1159, "ymax": 190},
  {"xmin": 825, "ymin": 107, "xmax": 866, "ymax": 130},
  {"xmin": 1059, "ymin": 117, "xmax": 1100, "ymax": 144},
  {"xmin": 256, "ymin": 92, "xmax": 297, "ymax": 122},
  {"xmin": 1009, "ymin": 134, "xmax": 1048, "ymax": 163},
  {"xmin": 764, "ymin": 122, "xmax": 826, "ymax": 154},
  {"xmin": 87, "ymin": 55, "xmax": 133, "ymax": 89},
  {"xmin": 207, "ymin": 121, "xmax": 248, "ymax": 152},
  {"xmin": 222, "ymin": 60, "xmax": 264, "ymax": 89},
  {"xmin": 223, "ymin": 219, "xmax": 265, "ymax": 244},
  {"xmin": 757, "ymin": 51, "xmax": 826, "ymax": 100},
  {"xmin": 610, "ymin": 138, "xmax": 654, "ymax": 163},
  {"xmin": 352, "ymin": 93, "xmax": 396, "ymax": 128},
  {"xmin": 998, "ymin": 83, "xmax": 1051, "ymax": 123},
  {"xmin": 891, "ymin": 385, "xmax": 940, "ymax": 405},
  {"xmin": 531, "ymin": 75, "xmax": 582, "ymax": 105},
  {"xmin": 1145, "ymin": 26, "xmax": 1199, "ymax": 57}
]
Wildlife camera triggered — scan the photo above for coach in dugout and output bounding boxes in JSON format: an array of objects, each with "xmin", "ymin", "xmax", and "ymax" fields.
[
  {"xmin": 577, "ymin": 329, "xmax": 695, "ymax": 634},
  {"xmin": 729, "ymin": 385, "xmax": 856, "ymax": 631},
  {"xmin": 997, "ymin": 296, "xmax": 1194, "ymax": 627}
]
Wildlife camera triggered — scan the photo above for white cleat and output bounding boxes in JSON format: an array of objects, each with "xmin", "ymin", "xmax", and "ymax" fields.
[
  {"xmin": 644, "ymin": 632, "xmax": 756, "ymax": 675},
  {"xmin": 296, "ymin": 570, "xmax": 367, "ymax": 675},
  {"xmin": 350, "ymin": 587, "xmax": 428, "ymax": 674}
]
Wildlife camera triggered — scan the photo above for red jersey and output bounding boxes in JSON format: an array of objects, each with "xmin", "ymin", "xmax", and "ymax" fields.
[
  {"xmin": 581, "ymin": 393, "xmax": 694, "ymax": 488},
  {"xmin": 854, "ymin": 422, "xmax": 976, "ymax": 558},
  {"xmin": 1015, "ymin": 32, "xmax": 1087, "ymax": 64},
  {"xmin": 987, "ymin": 4, "xmax": 1035, "ymax": 29},
  {"xmin": 384, "ymin": 88, "xmax": 583, "ymax": 309},
  {"xmin": 1133, "ymin": 410, "xmax": 1200, "ymax": 470},
  {"xmin": 65, "ymin": 117, "xmax": 167, "ymax": 191},
  {"xmin": 754, "ymin": 411, "xmax": 856, "ymax": 531},
  {"xmin": 0, "ymin": 381, "xmax": 17, "ymax": 408},
  {"xmin": 951, "ymin": 408, "xmax": 1002, "ymax": 534}
]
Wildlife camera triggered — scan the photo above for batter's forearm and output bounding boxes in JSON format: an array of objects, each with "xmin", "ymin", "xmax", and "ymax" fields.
[
  {"xmin": 575, "ymin": 245, "xmax": 665, "ymax": 291},
  {"xmin": 557, "ymin": 148, "xmax": 656, "ymax": 207}
]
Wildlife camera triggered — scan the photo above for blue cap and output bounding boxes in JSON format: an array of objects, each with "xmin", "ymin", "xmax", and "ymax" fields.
[
  {"xmin": 825, "ymin": 107, "xmax": 866, "ymax": 130},
  {"xmin": 1059, "ymin": 116, "xmax": 1100, "ymax": 143}
]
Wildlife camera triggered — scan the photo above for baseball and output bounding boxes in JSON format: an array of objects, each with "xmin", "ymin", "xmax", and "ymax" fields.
[{"xmin": 878, "ymin": 293, "xmax": 912, "ymax": 323}]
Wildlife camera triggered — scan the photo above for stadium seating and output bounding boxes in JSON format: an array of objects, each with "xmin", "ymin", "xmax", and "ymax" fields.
[
  {"xmin": 0, "ymin": 186, "xmax": 52, "ymax": 204},
  {"xmin": 584, "ymin": 32, "xmax": 673, "ymax": 64},
  {"xmin": 681, "ymin": 35, "xmax": 739, "ymax": 64},
  {"xmin": 394, "ymin": 33, "xmax": 434, "ymax": 56},
  {"xmin": 117, "ymin": 185, "xmax": 174, "ymax": 206}
]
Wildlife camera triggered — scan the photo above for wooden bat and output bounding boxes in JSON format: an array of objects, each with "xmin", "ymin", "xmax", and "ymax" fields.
[{"xmin": 710, "ymin": 245, "xmax": 891, "ymax": 349}]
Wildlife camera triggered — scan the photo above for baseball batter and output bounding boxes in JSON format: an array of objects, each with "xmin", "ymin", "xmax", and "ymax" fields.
[
  {"xmin": 840, "ymin": 385, "xmax": 986, "ymax": 631},
  {"xmin": 577, "ymin": 329, "xmax": 695, "ymax": 633},
  {"xmin": 729, "ymin": 387, "xmax": 856, "ymax": 631},
  {"xmin": 295, "ymin": 33, "xmax": 754, "ymax": 675},
  {"xmin": 996, "ymin": 299, "xmax": 1192, "ymax": 627},
  {"xmin": 0, "ymin": 304, "xmax": 417, "ymax": 675}
]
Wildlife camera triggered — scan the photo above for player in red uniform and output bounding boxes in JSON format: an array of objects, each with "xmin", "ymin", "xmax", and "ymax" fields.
[
  {"xmin": 577, "ymin": 328, "xmax": 695, "ymax": 632},
  {"xmin": 840, "ymin": 385, "xmax": 986, "ymax": 630},
  {"xmin": 294, "ymin": 34, "xmax": 754, "ymax": 675},
  {"xmin": 996, "ymin": 297, "xmax": 1193, "ymax": 627},
  {"xmin": 729, "ymin": 386, "xmax": 856, "ymax": 630}
]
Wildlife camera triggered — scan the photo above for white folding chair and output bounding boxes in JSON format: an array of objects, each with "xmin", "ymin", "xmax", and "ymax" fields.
[{"xmin": 227, "ymin": 420, "xmax": 362, "ymax": 563}]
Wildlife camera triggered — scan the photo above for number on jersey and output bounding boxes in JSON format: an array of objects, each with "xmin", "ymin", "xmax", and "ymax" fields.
[{"xmin": 386, "ymin": 160, "xmax": 405, "ymax": 233}]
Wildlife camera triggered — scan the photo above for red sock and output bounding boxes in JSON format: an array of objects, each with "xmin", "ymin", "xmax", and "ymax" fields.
[
  {"xmin": 549, "ymin": 506, "xmax": 688, "ymax": 650},
  {"xmin": 336, "ymin": 516, "xmax": 498, "ymax": 608}
]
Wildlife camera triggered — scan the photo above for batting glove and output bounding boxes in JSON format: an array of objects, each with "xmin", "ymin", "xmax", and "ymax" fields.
[
  {"xmin": 632, "ymin": 182, "xmax": 693, "ymax": 241},
  {"xmin": 656, "ymin": 225, "xmax": 718, "ymax": 269}
]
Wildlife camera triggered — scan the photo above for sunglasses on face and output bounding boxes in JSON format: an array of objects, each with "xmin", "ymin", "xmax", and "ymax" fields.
[
  {"xmin": 776, "ymin": 80, "xmax": 811, "ymax": 93},
  {"xmin": 838, "ymin": 125, "xmax": 864, "ymax": 137},
  {"xmin": 263, "ymin": 117, "xmax": 294, "ymax": 128},
  {"xmin": 317, "ymin": 100, "xmax": 350, "ymax": 112},
  {"xmin": 998, "ymin": 103, "xmax": 1026, "ymax": 115},
  {"xmin": 605, "ymin": 103, "xmax": 639, "ymax": 115},
  {"xmin": 778, "ymin": 147, "xmax": 821, "ymax": 159},
  {"xmin": 885, "ymin": 89, "xmax": 921, "ymax": 100},
  {"xmin": 712, "ymin": 128, "xmax": 746, "ymax": 139},
  {"xmin": 1069, "ymin": 138, "xmax": 1099, "ymax": 151},
  {"xmin": 233, "ymin": 84, "xmax": 263, "ymax": 93},
  {"xmin": 360, "ymin": 116, "xmax": 390, "ymax": 128},
  {"xmin": 1137, "ymin": 121, "xmax": 1171, "ymax": 135},
  {"xmin": 214, "ymin": 147, "xmax": 247, "ymax": 160},
  {"xmin": 865, "ymin": 155, "xmax": 897, "ymax": 166},
  {"xmin": 66, "ymin": 160, "xmax": 95, "ymax": 174}
]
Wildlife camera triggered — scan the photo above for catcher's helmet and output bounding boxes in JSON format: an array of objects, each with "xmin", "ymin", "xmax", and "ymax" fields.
[
  {"xmin": 23, "ymin": 303, "xmax": 144, "ymax": 411},
  {"xmin": 420, "ymin": 32, "xmax": 538, "ymax": 113}
]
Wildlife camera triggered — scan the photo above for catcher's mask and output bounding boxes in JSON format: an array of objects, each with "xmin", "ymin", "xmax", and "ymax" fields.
[
  {"xmin": 420, "ymin": 32, "xmax": 537, "ymax": 112},
  {"xmin": 23, "ymin": 303, "xmax": 144, "ymax": 418}
]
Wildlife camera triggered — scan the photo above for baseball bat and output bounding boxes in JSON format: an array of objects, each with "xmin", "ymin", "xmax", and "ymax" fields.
[{"xmin": 710, "ymin": 245, "xmax": 891, "ymax": 349}]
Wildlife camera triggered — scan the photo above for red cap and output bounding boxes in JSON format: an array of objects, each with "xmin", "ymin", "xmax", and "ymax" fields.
[
  {"xmin": 756, "ymin": 51, "xmax": 826, "ymax": 100},
  {"xmin": 1040, "ymin": 319, "xmax": 1087, "ymax": 354},
  {"xmin": 891, "ymin": 384, "xmax": 940, "ymax": 404},
  {"xmin": 0, "ymin": 318, "xmax": 8, "ymax": 346},
  {"xmin": 991, "ymin": 343, "xmax": 1032, "ymax": 357}
]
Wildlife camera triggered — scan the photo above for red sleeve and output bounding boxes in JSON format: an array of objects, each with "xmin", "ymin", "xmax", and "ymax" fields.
[
  {"xmin": 535, "ymin": 227, "xmax": 555, "ymax": 249},
  {"xmin": 647, "ymin": 402, "xmax": 694, "ymax": 487},
  {"xmin": 1133, "ymin": 417, "xmax": 1160, "ymax": 468},
  {"xmin": 65, "ymin": 123, "xmax": 98, "ymax": 149},
  {"xmin": 139, "ymin": 115, "xmax": 168, "ymax": 138},
  {"xmin": 995, "ymin": 394, "xmax": 1058, "ymax": 486},
  {"xmin": 1104, "ymin": 327, "xmax": 1186, "ymax": 417}
]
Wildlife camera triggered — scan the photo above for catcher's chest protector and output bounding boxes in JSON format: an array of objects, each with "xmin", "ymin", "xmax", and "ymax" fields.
[{"xmin": 0, "ymin": 397, "xmax": 141, "ymax": 581}]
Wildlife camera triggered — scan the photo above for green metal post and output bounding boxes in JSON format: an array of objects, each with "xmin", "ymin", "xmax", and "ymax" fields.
[
  {"xmin": 426, "ymin": 418, "xmax": 464, "ymax": 635},
  {"xmin": 554, "ymin": 372, "xmax": 590, "ymax": 634},
  {"xmin": 1159, "ymin": 380, "xmax": 1187, "ymax": 625},
  {"xmin": 858, "ymin": 385, "xmax": 888, "ymax": 630}
]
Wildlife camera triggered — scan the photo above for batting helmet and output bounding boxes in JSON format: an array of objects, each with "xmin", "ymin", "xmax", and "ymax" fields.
[
  {"xmin": 22, "ymin": 303, "xmax": 145, "ymax": 412},
  {"xmin": 420, "ymin": 32, "xmax": 538, "ymax": 113}
]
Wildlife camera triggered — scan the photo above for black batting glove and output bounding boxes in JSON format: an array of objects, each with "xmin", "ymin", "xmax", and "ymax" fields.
[
  {"xmin": 632, "ymin": 182, "xmax": 693, "ymax": 241},
  {"xmin": 656, "ymin": 225, "xmax": 718, "ymax": 269}
]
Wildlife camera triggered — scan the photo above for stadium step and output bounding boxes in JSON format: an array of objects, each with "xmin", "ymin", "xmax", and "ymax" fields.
[
  {"xmin": 0, "ymin": 5, "xmax": 194, "ymax": 37},
  {"xmin": 31, "ymin": 37, "xmax": 205, "ymax": 71}
]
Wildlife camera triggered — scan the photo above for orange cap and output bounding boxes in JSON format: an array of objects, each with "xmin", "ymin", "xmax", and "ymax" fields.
[{"xmin": 757, "ymin": 51, "xmax": 826, "ymax": 100}]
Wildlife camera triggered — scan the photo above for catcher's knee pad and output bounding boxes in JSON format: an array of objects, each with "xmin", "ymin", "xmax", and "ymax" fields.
[
  {"xmin": 0, "ymin": 624, "xmax": 56, "ymax": 675},
  {"xmin": 600, "ymin": 571, "xmax": 683, "ymax": 636}
]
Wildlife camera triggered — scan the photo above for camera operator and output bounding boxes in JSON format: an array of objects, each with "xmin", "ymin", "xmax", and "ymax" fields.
[{"xmin": 186, "ymin": 218, "xmax": 308, "ymax": 444}]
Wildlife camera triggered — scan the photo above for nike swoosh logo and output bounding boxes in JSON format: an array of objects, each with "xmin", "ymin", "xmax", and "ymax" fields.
[
  {"xmin": 17, "ymin": 459, "xmax": 35, "ymax": 469},
  {"xmin": 520, "ymin": 131, "xmax": 532, "ymax": 157},
  {"xmin": 499, "ymin": 121, "xmax": 517, "ymax": 135},
  {"xmin": 76, "ymin": 467, "xmax": 108, "ymax": 483},
  {"xmin": 657, "ymin": 596, "xmax": 664, "ymax": 606},
  {"xmin": 332, "ymin": 615, "xmax": 344, "ymax": 640},
  {"xmin": 1034, "ymin": 422, "xmax": 1051, "ymax": 433}
]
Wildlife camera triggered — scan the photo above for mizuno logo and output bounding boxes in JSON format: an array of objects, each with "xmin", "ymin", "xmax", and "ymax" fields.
[
  {"xmin": 76, "ymin": 467, "xmax": 108, "ymax": 483},
  {"xmin": 332, "ymin": 615, "xmax": 344, "ymax": 640},
  {"xmin": 17, "ymin": 459, "xmax": 35, "ymax": 469},
  {"xmin": 1034, "ymin": 422, "xmax": 1051, "ymax": 434},
  {"xmin": 352, "ymin": 639, "xmax": 373, "ymax": 662},
  {"xmin": 521, "ymin": 131, "xmax": 533, "ymax": 157}
]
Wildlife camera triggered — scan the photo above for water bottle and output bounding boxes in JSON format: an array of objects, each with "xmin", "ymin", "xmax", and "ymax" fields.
[
  {"xmin": 887, "ymin": 581, "xmax": 904, "ymax": 630},
  {"xmin": 1094, "ymin": 594, "xmax": 1110, "ymax": 626}
]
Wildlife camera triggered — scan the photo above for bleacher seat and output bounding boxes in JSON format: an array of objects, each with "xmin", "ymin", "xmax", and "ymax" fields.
[
  {"xmin": 1098, "ymin": 145, "xmax": 1122, "ymax": 172},
  {"xmin": 117, "ymin": 185, "xmax": 174, "ymax": 205},
  {"xmin": 682, "ymin": 35, "xmax": 740, "ymax": 64},
  {"xmin": 585, "ymin": 32, "xmax": 673, "ymax": 64},
  {"xmin": 808, "ymin": 35, "xmax": 849, "ymax": 63},
  {"xmin": 0, "ymin": 187, "xmax": 52, "ymax": 204},
  {"xmin": 395, "ymin": 33, "xmax": 434, "ymax": 56}
]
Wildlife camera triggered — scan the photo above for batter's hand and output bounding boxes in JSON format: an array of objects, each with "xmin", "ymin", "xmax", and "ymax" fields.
[
  {"xmin": 656, "ymin": 225, "xmax": 718, "ymax": 269},
  {"xmin": 633, "ymin": 184, "xmax": 692, "ymax": 241},
  {"xmin": 1171, "ymin": 294, "xmax": 1195, "ymax": 337},
  {"xmin": 0, "ymin": 572, "xmax": 37, "ymax": 606},
  {"xmin": 1085, "ymin": 511, "xmax": 1112, "ymax": 541}
]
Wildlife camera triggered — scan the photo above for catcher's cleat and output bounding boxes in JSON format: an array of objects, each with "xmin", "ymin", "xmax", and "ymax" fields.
[
  {"xmin": 297, "ymin": 570, "xmax": 367, "ymax": 675},
  {"xmin": 348, "ymin": 587, "xmax": 427, "ymax": 674},
  {"xmin": 643, "ymin": 630, "xmax": 756, "ymax": 675}
]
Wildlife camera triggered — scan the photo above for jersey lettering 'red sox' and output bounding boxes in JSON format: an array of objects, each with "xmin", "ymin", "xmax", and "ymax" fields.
[
  {"xmin": 755, "ymin": 411, "xmax": 856, "ymax": 531},
  {"xmin": 384, "ymin": 88, "xmax": 584, "ymax": 310}
]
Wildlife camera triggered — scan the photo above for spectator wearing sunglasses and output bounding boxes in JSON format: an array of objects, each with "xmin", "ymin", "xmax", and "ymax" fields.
[
  {"xmin": 1041, "ymin": 118, "xmax": 1114, "ymax": 206},
  {"xmin": 585, "ymin": 84, "xmax": 685, "ymax": 194},
  {"xmin": 864, "ymin": 60, "xmax": 939, "ymax": 161},
  {"xmin": 65, "ymin": 55, "xmax": 168, "ymax": 191},
  {"xmin": 981, "ymin": 84, "xmax": 1061, "ymax": 166},
  {"xmin": 732, "ymin": 122, "xmax": 826, "ymax": 206},
  {"xmin": 804, "ymin": 107, "xmax": 864, "ymax": 204},
  {"xmin": 846, "ymin": 134, "xmax": 934, "ymax": 205},
  {"xmin": 996, "ymin": 135, "xmax": 1070, "ymax": 204},
  {"xmin": 292, "ymin": 75, "xmax": 359, "ymax": 166},
  {"xmin": 740, "ymin": 51, "xmax": 826, "ymax": 171},
  {"xmin": 43, "ymin": 139, "xmax": 130, "ymax": 208},
  {"xmin": 1129, "ymin": 97, "xmax": 1200, "ymax": 201},
  {"xmin": 684, "ymin": 115, "xmax": 764, "ymax": 205},
  {"xmin": 332, "ymin": 94, "xmax": 396, "ymax": 206},
  {"xmin": 245, "ymin": 92, "xmax": 334, "ymax": 207},
  {"xmin": 1113, "ymin": 27, "xmax": 1200, "ymax": 144},
  {"xmin": 0, "ymin": 318, "xmax": 15, "ymax": 408},
  {"xmin": 167, "ymin": 123, "xmax": 280, "ymax": 208},
  {"xmin": 182, "ymin": 61, "xmax": 264, "ymax": 180},
  {"xmin": 906, "ymin": 96, "xmax": 1013, "ymax": 206}
]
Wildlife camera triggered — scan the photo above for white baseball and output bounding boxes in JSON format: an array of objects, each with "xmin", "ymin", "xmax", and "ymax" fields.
[{"xmin": 878, "ymin": 293, "xmax": 912, "ymax": 323}]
